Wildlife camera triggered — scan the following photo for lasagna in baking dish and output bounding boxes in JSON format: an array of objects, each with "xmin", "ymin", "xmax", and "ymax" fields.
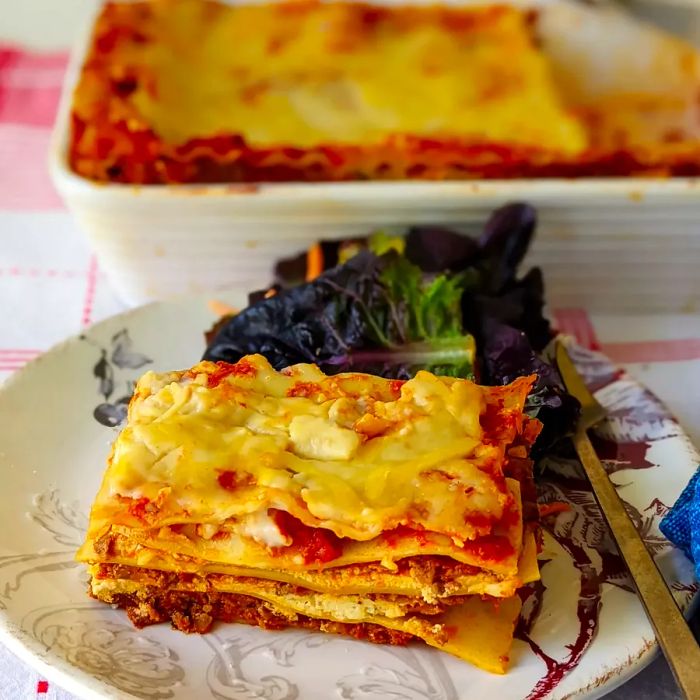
[
  {"xmin": 77, "ymin": 354, "xmax": 542, "ymax": 673},
  {"xmin": 69, "ymin": 0, "xmax": 700, "ymax": 184}
]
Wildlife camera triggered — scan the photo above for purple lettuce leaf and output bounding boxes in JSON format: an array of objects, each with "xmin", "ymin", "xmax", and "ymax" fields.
[
  {"xmin": 206, "ymin": 202, "xmax": 579, "ymax": 452},
  {"xmin": 204, "ymin": 250, "xmax": 475, "ymax": 379}
]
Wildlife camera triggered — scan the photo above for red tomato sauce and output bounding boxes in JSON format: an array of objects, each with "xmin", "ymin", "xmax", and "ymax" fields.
[{"xmin": 272, "ymin": 510, "xmax": 343, "ymax": 565}]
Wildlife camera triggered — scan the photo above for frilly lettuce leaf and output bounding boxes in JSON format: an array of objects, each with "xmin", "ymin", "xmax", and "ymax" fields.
[
  {"xmin": 204, "ymin": 250, "xmax": 475, "ymax": 379},
  {"xmin": 205, "ymin": 203, "xmax": 579, "ymax": 453}
]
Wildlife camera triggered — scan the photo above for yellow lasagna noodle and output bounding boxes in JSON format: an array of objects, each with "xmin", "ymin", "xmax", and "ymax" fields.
[{"xmin": 82, "ymin": 476, "xmax": 522, "ymax": 574}]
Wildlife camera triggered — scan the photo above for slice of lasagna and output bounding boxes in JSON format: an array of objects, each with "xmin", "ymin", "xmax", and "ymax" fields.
[
  {"xmin": 77, "ymin": 354, "xmax": 541, "ymax": 674},
  {"xmin": 69, "ymin": 0, "xmax": 589, "ymax": 184}
]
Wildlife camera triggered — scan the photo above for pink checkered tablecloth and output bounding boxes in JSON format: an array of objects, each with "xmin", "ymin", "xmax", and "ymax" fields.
[
  {"xmin": 1, "ymin": 42, "xmax": 700, "ymax": 700},
  {"xmin": 0, "ymin": 45, "xmax": 121, "ymax": 700}
]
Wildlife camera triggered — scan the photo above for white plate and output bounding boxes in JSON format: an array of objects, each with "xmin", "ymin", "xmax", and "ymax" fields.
[{"xmin": 0, "ymin": 293, "xmax": 697, "ymax": 700}]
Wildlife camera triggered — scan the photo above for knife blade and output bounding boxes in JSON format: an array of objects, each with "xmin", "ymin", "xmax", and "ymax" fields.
[{"xmin": 556, "ymin": 341, "xmax": 700, "ymax": 700}]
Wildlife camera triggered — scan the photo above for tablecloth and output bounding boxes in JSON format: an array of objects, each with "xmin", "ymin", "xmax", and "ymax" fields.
[{"xmin": 1, "ymin": 27, "xmax": 700, "ymax": 700}]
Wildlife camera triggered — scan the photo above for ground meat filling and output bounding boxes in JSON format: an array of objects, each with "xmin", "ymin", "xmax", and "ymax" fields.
[
  {"xmin": 97, "ymin": 587, "xmax": 417, "ymax": 645},
  {"xmin": 92, "ymin": 556, "xmax": 493, "ymax": 591}
]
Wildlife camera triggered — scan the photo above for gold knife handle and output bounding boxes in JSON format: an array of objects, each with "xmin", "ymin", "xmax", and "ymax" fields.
[{"xmin": 574, "ymin": 428, "xmax": 700, "ymax": 700}]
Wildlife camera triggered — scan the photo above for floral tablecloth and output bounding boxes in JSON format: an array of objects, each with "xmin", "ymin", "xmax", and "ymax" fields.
[{"xmin": 1, "ymin": 3, "xmax": 699, "ymax": 699}]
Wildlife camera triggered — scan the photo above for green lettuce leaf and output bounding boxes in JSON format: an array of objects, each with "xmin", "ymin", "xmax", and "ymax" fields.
[{"xmin": 204, "ymin": 250, "xmax": 475, "ymax": 379}]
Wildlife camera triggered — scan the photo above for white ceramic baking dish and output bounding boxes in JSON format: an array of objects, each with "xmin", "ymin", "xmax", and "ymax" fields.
[{"xmin": 50, "ymin": 0, "xmax": 700, "ymax": 311}]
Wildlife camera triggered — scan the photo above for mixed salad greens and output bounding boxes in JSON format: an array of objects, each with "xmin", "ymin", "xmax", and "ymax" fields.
[{"xmin": 204, "ymin": 203, "xmax": 579, "ymax": 455}]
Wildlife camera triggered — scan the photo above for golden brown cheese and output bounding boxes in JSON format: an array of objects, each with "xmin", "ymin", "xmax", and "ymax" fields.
[
  {"xmin": 82, "ymin": 356, "xmax": 534, "ymax": 552},
  {"xmin": 69, "ymin": 0, "xmax": 594, "ymax": 183},
  {"xmin": 120, "ymin": 2, "xmax": 586, "ymax": 151}
]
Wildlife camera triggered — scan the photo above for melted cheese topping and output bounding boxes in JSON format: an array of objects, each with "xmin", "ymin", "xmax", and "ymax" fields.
[
  {"xmin": 76, "ymin": 1, "xmax": 586, "ymax": 154},
  {"xmin": 85, "ymin": 356, "xmax": 535, "ymax": 548},
  {"xmin": 238, "ymin": 509, "xmax": 291, "ymax": 548}
]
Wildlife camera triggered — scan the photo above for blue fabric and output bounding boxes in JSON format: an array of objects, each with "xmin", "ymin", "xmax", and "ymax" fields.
[{"xmin": 660, "ymin": 468, "xmax": 700, "ymax": 580}]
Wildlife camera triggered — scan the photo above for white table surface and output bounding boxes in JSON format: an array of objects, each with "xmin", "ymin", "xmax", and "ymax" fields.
[{"xmin": 0, "ymin": 1, "xmax": 698, "ymax": 698}]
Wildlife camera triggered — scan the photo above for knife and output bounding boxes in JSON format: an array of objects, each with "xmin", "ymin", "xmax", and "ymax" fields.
[{"xmin": 556, "ymin": 342, "xmax": 700, "ymax": 700}]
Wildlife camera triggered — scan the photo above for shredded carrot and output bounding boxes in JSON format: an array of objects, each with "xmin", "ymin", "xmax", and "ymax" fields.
[
  {"xmin": 264, "ymin": 288, "xmax": 277, "ymax": 299},
  {"xmin": 207, "ymin": 299, "xmax": 239, "ymax": 317},
  {"xmin": 306, "ymin": 243, "xmax": 324, "ymax": 281},
  {"xmin": 538, "ymin": 502, "xmax": 571, "ymax": 518},
  {"xmin": 507, "ymin": 445, "xmax": 528, "ymax": 458}
]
